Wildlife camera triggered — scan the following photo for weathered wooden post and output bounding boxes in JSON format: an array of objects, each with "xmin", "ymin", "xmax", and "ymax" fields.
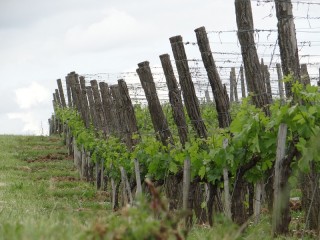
[
  {"xmin": 90, "ymin": 80, "xmax": 107, "ymax": 135},
  {"xmin": 234, "ymin": 0, "xmax": 271, "ymax": 115},
  {"xmin": 160, "ymin": 53, "xmax": 189, "ymax": 212},
  {"xmin": 86, "ymin": 86, "xmax": 98, "ymax": 131},
  {"xmin": 231, "ymin": 67, "xmax": 238, "ymax": 102},
  {"xmin": 195, "ymin": 27, "xmax": 234, "ymax": 128},
  {"xmin": 170, "ymin": 35, "xmax": 207, "ymax": 139},
  {"xmin": 235, "ymin": 1, "xmax": 273, "ymax": 224},
  {"xmin": 222, "ymin": 139, "xmax": 232, "ymax": 220},
  {"xmin": 264, "ymin": 65, "xmax": 273, "ymax": 103},
  {"xmin": 170, "ymin": 34, "xmax": 208, "ymax": 225},
  {"xmin": 159, "ymin": 54, "xmax": 188, "ymax": 146},
  {"xmin": 65, "ymin": 75, "xmax": 73, "ymax": 108},
  {"xmin": 204, "ymin": 90, "xmax": 211, "ymax": 103},
  {"xmin": 136, "ymin": 61, "xmax": 173, "ymax": 146},
  {"xmin": 110, "ymin": 84, "xmax": 135, "ymax": 206},
  {"xmin": 261, "ymin": 58, "xmax": 266, "ymax": 88},
  {"xmin": 90, "ymin": 80, "xmax": 108, "ymax": 190},
  {"xmin": 99, "ymin": 82, "xmax": 115, "ymax": 135},
  {"xmin": 229, "ymin": 70, "xmax": 234, "ymax": 102},
  {"xmin": 55, "ymin": 89, "xmax": 62, "ymax": 108},
  {"xmin": 118, "ymin": 79, "xmax": 142, "ymax": 196},
  {"xmin": 78, "ymin": 76, "xmax": 90, "ymax": 128},
  {"xmin": 240, "ymin": 66, "xmax": 246, "ymax": 98},
  {"xmin": 272, "ymin": 123, "xmax": 290, "ymax": 236},
  {"xmin": 275, "ymin": 0, "xmax": 301, "ymax": 97},
  {"xmin": 194, "ymin": 26, "xmax": 232, "ymax": 224},
  {"xmin": 69, "ymin": 72, "xmax": 80, "ymax": 111},
  {"xmin": 48, "ymin": 118, "xmax": 52, "ymax": 136},
  {"xmin": 300, "ymin": 64, "xmax": 311, "ymax": 86},
  {"xmin": 77, "ymin": 76, "xmax": 92, "ymax": 180},
  {"xmin": 57, "ymin": 79, "xmax": 67, "ymax": 108},
  {"xmin": 254, "ymin": 180, "xmax": 263, "ymax": 224},
  {"xmin": 276, "ymin": 63, "xmax": 285, "ymax": 102}
]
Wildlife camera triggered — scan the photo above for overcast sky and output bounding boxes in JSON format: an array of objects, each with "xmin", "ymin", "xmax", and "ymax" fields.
[{"xmin": 0, "ymin": 0, "xmax": 319, "ymax": 135}]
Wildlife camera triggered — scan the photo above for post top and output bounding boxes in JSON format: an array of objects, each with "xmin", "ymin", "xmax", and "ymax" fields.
[
  {"xmin": 169, "ymin": 35, "xmax": 182, "ymax": 43},
  {"xmin": 194, "ymin": 26, "xmax": 206, "ymax": 33},
  {"xmin": 138, "ymin": 61, "xmax": 150, "ymax": 68}
]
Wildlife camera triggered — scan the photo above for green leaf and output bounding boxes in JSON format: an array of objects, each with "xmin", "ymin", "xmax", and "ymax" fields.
[
  {"xmin": 169, "ymin": 161, "xmax": 178, "ymax": 174},
  {"xmin": 199, "ymin": 166, "xmax": 206, "ymax": 180}
]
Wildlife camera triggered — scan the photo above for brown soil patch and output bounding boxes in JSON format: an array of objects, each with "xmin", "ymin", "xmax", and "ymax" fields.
[
  {"xmin": 27, "ymin": 153, "xmax": 68, "ymax": 163},
  {"xmin": 48, "ymin": 138, "xmax": 60, "ymax": 142},
  {"xmin": 50, "ymin": 176, "xmax": 79, "ymax": 182}
]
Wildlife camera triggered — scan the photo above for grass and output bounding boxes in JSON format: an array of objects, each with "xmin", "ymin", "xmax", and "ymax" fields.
[
  {"xmin": 0, "ymin": 135, "xmax": 316, "ymax": 239},
  {"xmin": 0, "ymin": 135, "xmax": 108, "ymax": 240}
]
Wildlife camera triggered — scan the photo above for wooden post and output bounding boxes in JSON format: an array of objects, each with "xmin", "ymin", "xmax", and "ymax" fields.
[
  {"xmin": 95, "ymin": 159, "xmax": 101, "ymax": 190},
  {"xmin": 65, "ymin": 75, "xmax": 73, "ymax": 108},
  {"xmin": 231, "ymin": 67, "xmax": 238, "ymax": 102},
  {"xmin": 204, "ymin": 90, "xmax": 211, "ymax": 103},
  {"xmin": 120, "ymin": 167, "xmax": 128, "ymax": 205},
  {"xmin": 229, "ymin": 71, "xmax": 234, "ymax": 102},
  {"xmin": 261, "ymin": 58, "xmax": 266, "ymax": 88},
  {"xmin": 74, "ymin": 81, "xmax": 87, "ymax": 125},
  {"xmin": 99, "ymin": 82, "xmax": 114, "ymax": 135},
  {"xmin": 276, "ymin": 63, "xmax": 285, "ymax": 102},
  {"xmin": 53, "ymin": 93, "xmax": 57, "ymax": 110},
  {"xmin": 79, "ymin": 76, "xmax": 86, "ymax": 90},
  {"xmin": 109, "ymin": 85, "xmax": 126, "ymax": 139},
  {"xmin": 222, "ymin": 139, "xmax": 232, "ymax": 220},
  {"xmin": 100, "ymin": 159, "xmax": 105, "ymax": 191},
  {"xmin": 183, "ymin": 158, "xmax": 191, "ymax": 228},
  {"xmin": 80, "ymin": 146, "xmax": 87, "ymax": 180},
  {"xmin": 118, "ymin": 79, "xmax": 140, "ymax": 149},
  {"xmin": 90, "ymin": 80, "xmax": 107, "ymax": 134},
  {"xmin": 194, "ymin": 26, "xmax": 230, "ymax": 124},
  {"xmin": 159, "ymin": 54, "xmax": 189, "ymax": 146},
  {"xmin": 240, "ymin": 66, "xmax": 246, "ymax": 98},
  {"xmin": 48, "ymin": 118, "xmax": 52, "ymax": 135},
  {"xmin": 79, "ymin": 76, "xmax": 90, "ymax": 128},
  {"xmin": 55, "ymin": 89, "xmax": 62, "ymax": 108},
  {"xmin": 136, "ymin": 61, "xmax": 173, "ymax": 146},
  {"xmin": 134, "ymin": 159, "xmax": 142, "ymax": 196},
  {"xmin": 57, "ymin": 79, "xmax": 67, "ymax": 108},
  {"xmin": 69, "ymin": 72, "xmax": 80, "ymax": 111},
  {"xmin": 170, "ymin": 35, "xmax": 208, "ymax": 225},
  {"xmin": 275, "ymin": 0, "xmax": 301, "ymax": 97},
  {"xmin": 86, "ymin": 86, "xmax": 99, "ymax": 131},
  {"xmin": 254, "ymin": 181, "xmax": 263, "ymax": 224},
  {"xmin": 120, "ymin": 167, "xmax": 133, "ymax": 205},
  {"xmin": 234, "ymin": 0, "xmax": 271, "ymax": 116},
  {"xmin": 170, "ymin": 35, "xmax": 207, "ymax": 138},
  {"xmin": 111, "ymin": 178, "xmax": 118, "ymax": 210},
  {"xmin": 118, "ymin": 79, "xmax": 142, "ymax": 196},
  {"xmin": 272, "ymin": 123, "xmax": 290, "ymax": 236},
  {"xmin": 264, "ymin": 65, "xmax": 273, "ymax": 103},
  {"xmin": 300, "ymin": 64, "xmax": 311, "ymax": 86},
  {"xmin": 160, "ymin": 53, "xmax": 189, "ymax": 214}
]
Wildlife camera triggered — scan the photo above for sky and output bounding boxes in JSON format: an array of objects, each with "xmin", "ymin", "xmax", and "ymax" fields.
[{"xmin": 0, "ymin": 0, "xmax": 319, "ymax": 135}]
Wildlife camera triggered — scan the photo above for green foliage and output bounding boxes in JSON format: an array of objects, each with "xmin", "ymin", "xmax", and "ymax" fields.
[{"xmin": 56, "ymin": 77, "xmax": 320, "ymax": 191}]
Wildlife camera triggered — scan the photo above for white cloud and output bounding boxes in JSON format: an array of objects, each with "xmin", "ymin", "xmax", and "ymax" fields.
[
  {"xmin": 7, "ymin": 112, "xmax": 47, "ymax": 135},
  {"xmin": 15, "ymin": 82, "xmax": 51, "ymax": 109},
  {"xmin": 64, "ymin": 9, "xmax": 148, "ymax": 53}
]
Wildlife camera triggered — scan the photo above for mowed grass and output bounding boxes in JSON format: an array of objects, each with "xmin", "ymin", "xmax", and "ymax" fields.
[{"xmin": 0, "ymin": 135, "xmax": 109, "ymax": 240}]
